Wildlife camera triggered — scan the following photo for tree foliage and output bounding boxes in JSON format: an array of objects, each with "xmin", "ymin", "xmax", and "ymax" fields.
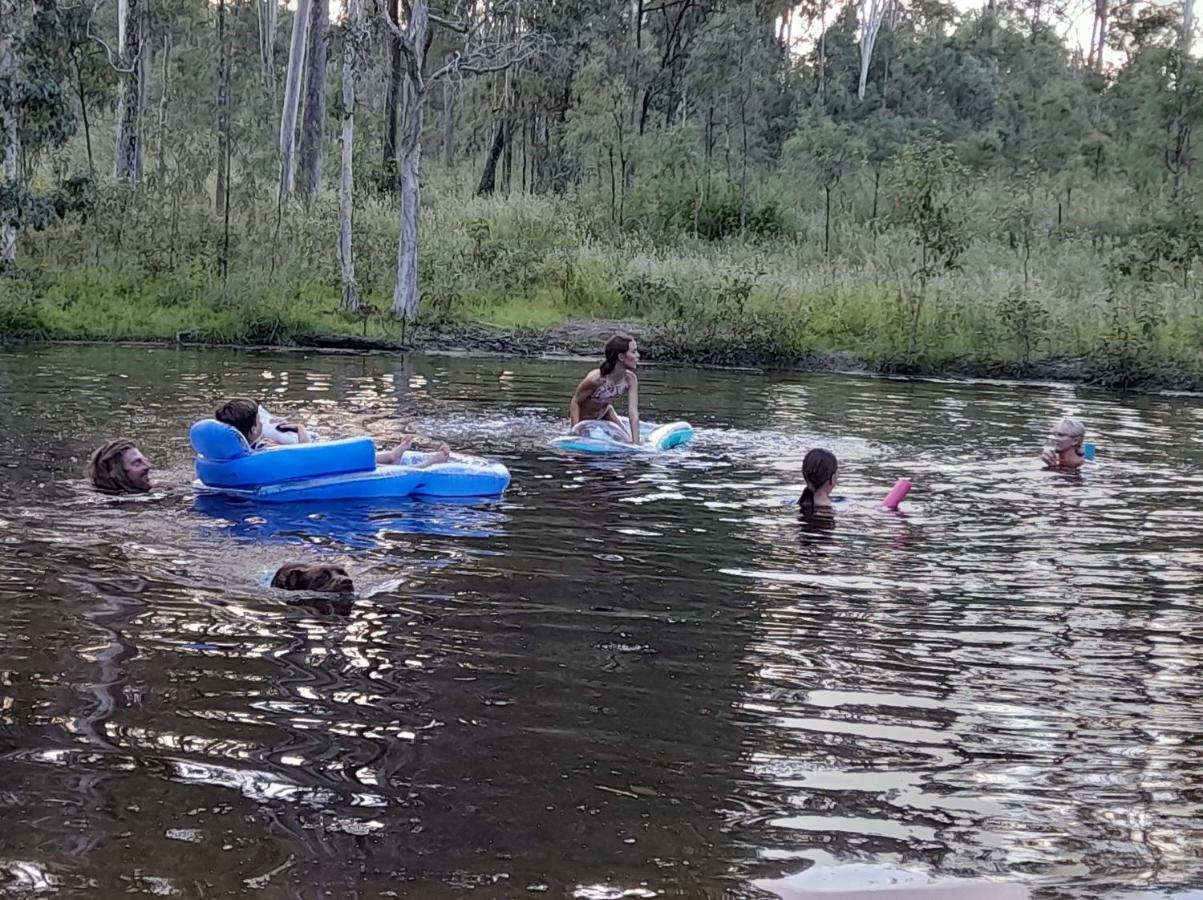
[{"xmin": 0, "ymin": 0, "xmax": 1201, "ymax": 314}]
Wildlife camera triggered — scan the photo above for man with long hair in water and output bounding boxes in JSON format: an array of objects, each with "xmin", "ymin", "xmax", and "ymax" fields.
[
  {"xmin": 569, "ymin": 334, "xmax": 642, "ymax": 444},
  {"xmin": 85, "ymin": 440, "xmax": 153, "ymax": 494}
]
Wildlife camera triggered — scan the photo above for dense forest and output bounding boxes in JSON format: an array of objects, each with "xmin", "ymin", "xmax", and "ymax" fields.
[{"xmin": 1, "ymin": 0, "xmax": 1201, "ymax": 382}]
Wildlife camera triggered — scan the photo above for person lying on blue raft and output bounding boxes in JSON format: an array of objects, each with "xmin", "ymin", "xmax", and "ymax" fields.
[
  {"xmin": 215, "ymin": 398, "xmax": 450, "ymax": 467},
  {"xmin": 192, "ymin": 398, "xmax": 509, "ymax": 502}
]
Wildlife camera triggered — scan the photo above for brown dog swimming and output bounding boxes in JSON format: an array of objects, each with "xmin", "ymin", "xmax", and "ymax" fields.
[{"xmin": 270, "ymin": 562, "xmax": 355, "ymax": 594}]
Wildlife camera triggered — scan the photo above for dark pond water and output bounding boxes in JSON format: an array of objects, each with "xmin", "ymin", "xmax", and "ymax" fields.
[{"xmin": 1, "ymin": 346, "xmax": 1202, "ymax": 899}]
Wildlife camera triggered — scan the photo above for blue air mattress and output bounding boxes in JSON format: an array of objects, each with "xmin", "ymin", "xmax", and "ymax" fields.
[{"xmin": 190, "ymin": 419, "xmax": 510, "ymax": 501}]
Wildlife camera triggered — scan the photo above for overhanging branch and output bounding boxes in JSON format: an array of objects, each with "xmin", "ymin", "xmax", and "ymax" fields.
[
  {"xmin": 380, "ymin": 5, "xmax": 417, "ymax": 57},
  {"xmin": 86, "ymin": 0, "xmax": 137, "ymax": 74},
  {"xmin": 429, "ymin": 12, "xmax": 470, "ymax": 32},
  {"xmin": 429, "ymin": 32, "xmax": 552, "ymax": 81}
]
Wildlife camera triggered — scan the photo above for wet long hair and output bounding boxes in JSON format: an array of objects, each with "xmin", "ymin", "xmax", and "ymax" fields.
[
  {"xmin": 215, "ymin": 398, "xmax": 260, "ymax": 441},
  {"xmin": 86, "ymin": 440, "xmax": 148, "ymax": 494},
  {"xmin": 600, "ymin": 334, "xmax": 634, "ymax": 377},
  {"xmin": 799, "ymin": 448, "xmax": 838, "ymax": 514}
]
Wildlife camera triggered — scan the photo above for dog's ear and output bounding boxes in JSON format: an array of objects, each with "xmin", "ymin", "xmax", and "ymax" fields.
[
  {"xmin": 272, "ymin": 565, "xmax": 306, "ymax": 590},
  {"xmin": 287, "ymin": 568, "xmax": 309, "ymax": 590}
]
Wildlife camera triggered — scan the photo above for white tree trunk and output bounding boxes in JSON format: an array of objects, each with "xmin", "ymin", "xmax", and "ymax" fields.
[
  {"xmin": 1088, "ymin": 0, "xmax": 1106, "ymax": 71},
  {"xmin": 857, "ymin": 0, "xmax": 884, "ymax": 100},
  {"xmin": 216, "ymin": 0, "xmax": 230, "ymax": 214},
  {"xmin": 390, "ymin": 0, "xmax": 429, "ymax": 319},
  {"xmin": 0, "ymin": 3, "xmax": 19, "ymax": 269},
  {"xmin": 298, "ymin": 0, "xmax": 329, "ymax": 200},
  {"xmin": 278, "ymin": 0, "xmax": 312, "ymax": 201},
  {"xmin": 338, "ymin": 0, "xmax": 363, "ymax": 311},
  {"xmin": 382, "ymin": 0, "xmax": 543, "ymax": 319},
  {"xmin": 114, "ymin": 0, "xmax": 144, "ymax": 180},
  {"xmin": 392, "ymin": 97, "xmax": 424, "ymax": 319},
  {"xmin": 1184, "ymin": 0, "xmax": 1195, "ymax": 53},
  {"xmin": 443, "ymin": 78, "xmax": 455, "ymax": 167},
  {"xmin": 259, "ymin": 0, "xmax": 278, "ymax": 88},
  {"xmin": 818, "ymin": 0, "xmax": 827, "ymax": 100}
]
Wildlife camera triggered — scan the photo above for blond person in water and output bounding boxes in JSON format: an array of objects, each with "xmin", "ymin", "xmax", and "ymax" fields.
[
  {"xmin": 1041, "ymin": 417, "xmax": 1087, "ymax": 470},
  {"xmin": 569, "ymin": 334, "xmax": 641, "ymax": 444}
]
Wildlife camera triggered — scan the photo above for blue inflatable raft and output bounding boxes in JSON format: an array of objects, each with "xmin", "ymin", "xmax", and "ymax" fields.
[
  {"xmin": 550, "ymin": 418, "xmax": 694, "ymax": 454},
  {"xmin": 190, "ymin": 419, "xmax": 510, "ymax": 502}
]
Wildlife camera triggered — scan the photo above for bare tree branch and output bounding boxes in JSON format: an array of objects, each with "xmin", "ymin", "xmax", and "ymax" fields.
[
  {"xmin": 430, "ymin": 0, "xmax": 525, "ymax": 36},
  {"xmin": 430, "ymin": 32, "xmax": 552, "ymax": 81},
  {"xmin": 641, "ymin": 0, "xmax": 688, "ymax": 14},
  {"xmin": 429, "ymin": 12, "xmax": 470, "ymax": 32},
  {"xmin": 380, "ymin": 5, "xmax": 416, "ymax": 57},
  {"xmin": 85, "ymin": 0, "xmax": 136, "ymax": 74}
]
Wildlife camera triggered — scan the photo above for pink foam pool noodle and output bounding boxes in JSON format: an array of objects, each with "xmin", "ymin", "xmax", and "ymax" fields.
[{"xmin": 881, "ymin": 478, "xmax": 911, "ymax": 510}]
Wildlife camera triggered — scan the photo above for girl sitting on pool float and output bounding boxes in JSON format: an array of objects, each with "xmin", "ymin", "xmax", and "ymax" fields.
[
  {"xmin": 799, "ymin": 448, "xmax": 839, "ymax": 514},
  {"xmin": 1040, "ymin": 417, "xmax": 1087, "ymax": 471},
  {"xmin": 569, "ymin": 334, "xmax": 641, "ymax": 444},
  {"xmin": 214, "ymin": 398, "xmax": 450, "ymax": 467}
]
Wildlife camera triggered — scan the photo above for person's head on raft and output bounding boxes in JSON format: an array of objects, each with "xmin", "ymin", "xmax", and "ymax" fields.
[
  {"xmin": 1050, "ymin": 417, "xmax": 1085, "ymax": 454},
  {"xmin": 86, "ymin": 440, "xmax": 152, "ymax": 494},
  {"xmin": 215, "ymin": 398, "xmax": 263, "ymax": 445},
  {"xmin": 271, "ymin": 562, "xmax": 355, "ymax": 594},
  {"xmin": 601, "ymin": 334, "xmax": 640, "ymax": 375},
  {"xmin": 799, "ymin": 448, "xmax": 839, "ymax": 514}
]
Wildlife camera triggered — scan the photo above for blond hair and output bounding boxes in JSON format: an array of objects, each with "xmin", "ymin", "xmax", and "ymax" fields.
[{"xmin": 1055, "ymin": 417, "xmax": 1086, "ymax": 448}]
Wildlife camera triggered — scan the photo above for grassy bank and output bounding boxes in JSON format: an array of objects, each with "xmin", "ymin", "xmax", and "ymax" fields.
[{"xmin": 3, "ymin": 184, "xmax": 1202, "ymax": 390}]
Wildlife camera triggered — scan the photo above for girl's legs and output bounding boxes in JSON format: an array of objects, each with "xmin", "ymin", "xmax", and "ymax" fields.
[
  {"xmin": 601, "ymin": 406, "xmax": 631, "ymax": 440},
  {"xmin": 571, "ymin": 407, "xmax": 629, "ymax": 441}
]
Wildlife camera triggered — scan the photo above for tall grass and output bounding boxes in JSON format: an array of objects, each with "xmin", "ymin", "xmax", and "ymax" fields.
[{"xmin": 3, "ymin": 179, "xmax": 1201, "ymax": 387}]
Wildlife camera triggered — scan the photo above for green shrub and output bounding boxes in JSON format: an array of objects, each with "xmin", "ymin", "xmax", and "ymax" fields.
[{"xmin": 633, "ymin": 174, "xmax": 791, "ymax": 240}]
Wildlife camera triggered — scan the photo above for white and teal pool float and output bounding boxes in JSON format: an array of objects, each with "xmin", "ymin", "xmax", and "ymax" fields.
[{"xmin": 550, "ymin": 417, "xmax": 694, "ymax": 454}]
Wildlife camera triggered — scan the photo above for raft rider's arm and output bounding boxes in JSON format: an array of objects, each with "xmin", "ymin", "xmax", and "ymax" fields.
[{"xmin": 569, "ymin": 375, "xmax": 598, "ymax": 427}]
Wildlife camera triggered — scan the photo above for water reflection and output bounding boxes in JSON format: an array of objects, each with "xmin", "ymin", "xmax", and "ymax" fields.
[
  {"xmin": 1, "ymin": 347, "xmax": 1202, "ymax": 897},
  {"xmin": 191, "ymin": 493, "xmax": 509, "ymax": 547},
  {"xmin": 725, "ymin": 377, "xmax": 1203, "ymax": 897}
]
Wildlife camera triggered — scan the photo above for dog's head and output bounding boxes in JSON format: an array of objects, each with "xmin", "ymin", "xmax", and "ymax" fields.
[{"xmin": 271, "ymin": 562, "xmax": 355, "ymax": 594}]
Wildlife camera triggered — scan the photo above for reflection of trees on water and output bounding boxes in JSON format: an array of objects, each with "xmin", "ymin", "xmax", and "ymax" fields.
[
  {"xmin": 9, "ymin": 347, "xmax": 1203, "ymax": 894},
  {"xmin": 726, "ymin": 394, "xmax": 1203, "ymax": 892}
]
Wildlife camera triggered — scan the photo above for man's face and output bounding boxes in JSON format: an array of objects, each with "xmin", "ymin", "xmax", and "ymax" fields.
[{"xmin": 121, "ymin": 447, "xmax": 152, "ymax": 490}]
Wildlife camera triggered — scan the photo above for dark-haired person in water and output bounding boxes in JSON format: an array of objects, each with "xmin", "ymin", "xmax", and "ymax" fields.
[
  {"xmin": 568, "ymin": 334, "xmax": 641, "ymax": 444},
  {"xmin": 214, "ymin": 397, "xmax": 450, "ymax": 466},
  {"xmin": 86, "ymin": 440, "xmax": 154, "ymax": 494},
  {"xmin": 798, "ymin": 448, "xmax": 839, "ymax": 515}
]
